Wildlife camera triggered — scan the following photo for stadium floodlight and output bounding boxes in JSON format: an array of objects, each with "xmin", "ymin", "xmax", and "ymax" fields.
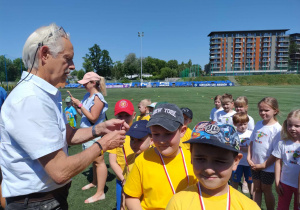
[{"xmin": 138, "ymin": 32, "xmax": 144, "ymax": 84}]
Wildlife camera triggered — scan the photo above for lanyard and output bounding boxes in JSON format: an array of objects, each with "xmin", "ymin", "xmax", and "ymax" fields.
[
  {"xmin": 158, "ymin": 147, "xmax": 189, "ymax": 194},
  {"xmin": 197, "ymin": 182, "xmax": 230, "ymax": 210},
  {"xmin": 122, "ymin": 147, "xmax": 130, "ymax": 173}
]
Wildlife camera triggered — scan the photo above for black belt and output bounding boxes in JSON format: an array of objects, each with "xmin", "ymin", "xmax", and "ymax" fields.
[{"xmin": 6, "ymin": 182, "xmax": 71, "ymax": 204}]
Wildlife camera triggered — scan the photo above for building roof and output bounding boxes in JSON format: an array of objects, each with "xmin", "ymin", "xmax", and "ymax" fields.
[{"xmin": 208, "ymin": 29, "xmax": 289, "ymax": 37}]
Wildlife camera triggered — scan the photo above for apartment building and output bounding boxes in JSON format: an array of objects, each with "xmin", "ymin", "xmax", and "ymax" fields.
[
  {"xmin": 289, "ymin": 33, "xmax": 300, "ymax": 71},
  {"xmin": 208, "ymin": 29, "xmax": 290, "ymax": 74}
]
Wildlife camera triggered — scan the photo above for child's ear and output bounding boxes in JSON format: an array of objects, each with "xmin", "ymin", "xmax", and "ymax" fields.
[
  {"xmin": 180, "ymin": 125, "xmax": 187, "ymax": 138},
  {"xmin": 232, "ymin": 153, "xmax": 243, "ymax": 171}
]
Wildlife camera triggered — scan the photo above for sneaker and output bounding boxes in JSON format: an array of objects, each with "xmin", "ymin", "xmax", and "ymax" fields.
[{"xmin": 242, "ymin": 182, "xmax": 249, "ymax": 194}]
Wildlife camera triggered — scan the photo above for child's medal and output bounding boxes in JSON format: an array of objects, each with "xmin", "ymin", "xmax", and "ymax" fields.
[{"xmin": 158, "ymin": 147, "xmax": 189, "ymax": 194}]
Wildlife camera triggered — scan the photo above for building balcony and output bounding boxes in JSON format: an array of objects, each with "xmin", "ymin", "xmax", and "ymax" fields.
[
  {"xmin": 277, "ymin": 54, "xmax": 289, "ymax": 57},
  {"xmin": 277, "ymin": 60, "xmax": 288, "ymax": 63},
  {"xmin": 235, "ymin": 51, "xmax": 242, "ymax": 53},
  {"xmin": 278, "ymin": 43, "xmax": 289, "ymax": 47},
  {"xmin": 211, "ymin": 60, "xmax": 221, "ymax": 64},
  {"xmin": 263, "ymin": 49, "xmax": 270, "ymax": 52},
  {"xmin": 278, "ymin": 38, "xmax": 289, "ymax": 42},
  {"xmin": 210, "ymin": 41, "xmax": 221, "ymax": 45},
  {"xmin": 210, "ymin": 37, "xmax": 222, "ymax": 40},
  {"xmin": 277, "ymin": 49, "xmax": 288, "ymax": 52},
  {"xmin": 210, "ymin": 55, "xmax": 221, "ymax": 59},
  {"xmin": 235, "ymin": 39, "xmax": 242, "ymax": 43},
  {"xmin": 246, "ymin": 45, "xmax": 253, "ymax": 48},
  {"xmin": 263, "ymin": 39, "xmax": 271, "ymax": 42},
  {"xmin": 277, "ymin": 64, "xmax": 288, "ymax": 68},
  {"xmin": 262, "ymin": 54, "xmax": 270, "ymax": 57},
  {"xmin": 210, "ymin": 51, "xmax": 221, "ymax": 54},
  {"xmin": 210, "ymin": 46, "xmax": 221, "ymax": 50}
]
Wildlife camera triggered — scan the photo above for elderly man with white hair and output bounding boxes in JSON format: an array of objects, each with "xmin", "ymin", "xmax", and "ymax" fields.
[{"xmin": 0, "ymin": 23, "xmax": 128, "ymax": 210}]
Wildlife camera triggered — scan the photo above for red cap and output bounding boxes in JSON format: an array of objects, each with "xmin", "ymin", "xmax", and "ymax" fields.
[{"xmin": 114, "ymin": 99, "xmax": 134, "ymax": 116}]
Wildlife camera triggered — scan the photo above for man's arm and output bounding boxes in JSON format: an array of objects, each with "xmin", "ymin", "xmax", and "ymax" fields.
[
  {"xmin": 66, "ymin": 119, "xmax": 129, "ymax": 145},
  {"xmin": 39, "ymin": 130, "xmax": 126, "ymax": 184}
]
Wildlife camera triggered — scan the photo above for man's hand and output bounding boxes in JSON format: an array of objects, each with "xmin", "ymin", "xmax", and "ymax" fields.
[
  {"xmin": 98, "ymin": 130, "xmax": 126, "ymax": 151},
  {"xmin": 96, "ymin": 119, "xmax": 130, "ymax": 136}
]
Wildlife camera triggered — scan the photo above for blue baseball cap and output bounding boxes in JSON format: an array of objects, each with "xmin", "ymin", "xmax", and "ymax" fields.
[
  {"xmin": 127, "ymin": 120, "xmax": 151, "ymax": 139},
  {"xmin": 185, "ymin": 121, "xmax": 240, "ymax": 152}
]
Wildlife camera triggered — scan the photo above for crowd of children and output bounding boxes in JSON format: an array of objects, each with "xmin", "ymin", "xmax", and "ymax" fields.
[{"xmin": 64, "ymin": 93, "xmax": 300, "ymax": 210}]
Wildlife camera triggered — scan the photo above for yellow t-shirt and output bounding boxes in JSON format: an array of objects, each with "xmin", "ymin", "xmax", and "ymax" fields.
[
  {"xmin": 166, "ymin": 184, "xmax": 260, "ymax": 210},
  {"xmin": 179, "ymin": 127, "xmax": 192, "ymax": 151},
  {"xmin": 107, "ymin": 136, "xmax": 135, "ymax": 180},
  {"xmin": 123, "ymin": 147, "xmax": 197, "ymax": 210},
  {"xmin": 136, "ymin": 114, "xmax": 151, "ymax": 121}
]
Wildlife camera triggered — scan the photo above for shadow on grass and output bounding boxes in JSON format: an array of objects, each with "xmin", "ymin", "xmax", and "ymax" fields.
[{"xmin": 81, "ymin": 164, "xmax": 116, "ymax": 194}]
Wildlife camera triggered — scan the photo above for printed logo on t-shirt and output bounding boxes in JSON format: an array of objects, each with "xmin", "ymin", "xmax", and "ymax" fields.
[
  {"xmin": 254, "ymin": 131, "xmax": 268, "ymax": 144},
  {"xmin": 288, "ymin": 150, "xmax": 300, "ymax": 165},
  {"xmin": 240, "ymin": 137, "xmax": 250, "ymax": 147}
]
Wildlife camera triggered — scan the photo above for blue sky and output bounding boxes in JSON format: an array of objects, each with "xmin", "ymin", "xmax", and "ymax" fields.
[{"xmin": 1, "ymin": 0, "xmax": 299, "ymax": 71}]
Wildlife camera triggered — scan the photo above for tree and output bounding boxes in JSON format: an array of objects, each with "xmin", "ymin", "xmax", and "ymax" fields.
[
  {"xmin": 100, "ymin": 50, "xmax": 113, "ymax": 78},
  {"xmin": 187, "ymin": 59, "xmax": 192, "ymax": 68},
  {"xmin": 82, "ymin": 44, "xmax": 113, "ymax": 79},
  {"xmin": 71, "ymin": 70, "xmax": 78, "ymax": 77},
  {"xmin": 204, "ymin": 62, "xmax": 211, "ymax": 75},
  {"xmin": 123, "ymin": 53, "xmax": 138, "ymax": 78},
  {"xmin": 111, "ymin": 61, "xmax": 124, "ymax": 80},
  {"xmin": 160, "ymin": 67, "xmax": 177, "ymax": 79},
  {"xmin": 77, "ymin": 69, "xmax": 85, "ymax": 80},
  {"xmin": 167, "ymin": 60, "xmax": 178, "ymax": 70}
]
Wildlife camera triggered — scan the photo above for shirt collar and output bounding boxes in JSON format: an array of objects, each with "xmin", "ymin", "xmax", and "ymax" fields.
[{"xmin": 21, "ymin": 71, "xmax": 59, "ymax": 96}]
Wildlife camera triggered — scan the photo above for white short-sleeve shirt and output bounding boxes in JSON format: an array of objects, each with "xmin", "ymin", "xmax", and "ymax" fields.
[
  {"xmin": 209, "ymin": 107, "xmax": 223, "ymax": 120},
  {"xmin": 214, "ymin": 110, "xmax": 236, "ymax": 126},
  {"xmin": 250, "ymin": 121, "xmax": 282, "ymax": 172},
  {"xmin": 0, "ymin": 72, "xmax": 69, "ymax": 197},
  {"xmin": 272, "ymin": 140, "xmax": 300, "ymax": 188},
  {"xmin": 237, "ymin": 130, "xmax": 252, "ymax": 166}
]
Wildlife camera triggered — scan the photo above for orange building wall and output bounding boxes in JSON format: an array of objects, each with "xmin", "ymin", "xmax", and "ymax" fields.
[{"xmin": 255, "ymin": 37, "xmax": 260, "ymax": 70}]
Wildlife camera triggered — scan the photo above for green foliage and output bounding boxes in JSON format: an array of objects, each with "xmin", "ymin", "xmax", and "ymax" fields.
[
  {"xmin": 82, "ymin": 44, "xmax": 113, "ymax": 79},
  {"xmin": 71, "ymin": 70, "xmax": 78, "ymax": 77},
  {"xmin": 0, "ymin": 55, "xmax": 24, "ymax": 84},
  {"xmin": 112, "ymin": 61, "xmax": 124, "ymax": 80},
  {"xmin": 160, "ymin": 67, "xmax": 177, "ymax": 78},
  {"xmin": 123, "ymin": 53, "xmax": 138, "ymax": 76},
  {"xmin": 120, "ymin": 77, "xmax": 130, "ymax": 83},
  {"xmin": 77, "ymin": 69, "xmax": 85, "ymax": 80},
  {"xmin": 183, "ymin": 76, "xmax": 228, "ymax": 81},
  {"xmin": 235, "ymin": 74, "xmax": 300, "ymax": 86}
]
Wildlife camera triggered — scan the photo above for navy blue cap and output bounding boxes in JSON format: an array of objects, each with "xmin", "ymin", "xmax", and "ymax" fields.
[{"xmin": 126, "ymin": 120, "xmax": 151, "ymax": 139}]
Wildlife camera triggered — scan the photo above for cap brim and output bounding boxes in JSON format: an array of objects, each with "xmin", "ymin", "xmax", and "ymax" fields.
[
  {"xmin": 114, "ymin": 109, "xmax": 134, "ymax": 116},
  {"xmin": 126, "ymin": 130, "xmax": 149, "ymax": 139},
  {"xmin": 147, "ymin": 117, "xmax": 181, "ymax": 132},
  {"xmin": 78, "ymin": 79, "xmax": 89, "ymax": 84},
  {"xmin": 184, "ymin": 136, "xmax": 239, "ymax": 153}
]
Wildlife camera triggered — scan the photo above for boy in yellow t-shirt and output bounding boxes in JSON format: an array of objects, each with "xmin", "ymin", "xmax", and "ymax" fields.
[
  {"xmin": 136, "ymin": 99, "xmax": 151, "ymax": 121},
  {"xmin": 124, "ymin": 103, "xmax": 197, "ymax": 210},
  {"xmin": 108, "ymin": 99, "xmax": 136, "ymax": 210},
  {"xmin": 179, "ymin": 107, "xmax": 193, "ymax": 151},
  {"xmin": 166, "ymin": 122, "xmax": 260, "ymax": 210}
]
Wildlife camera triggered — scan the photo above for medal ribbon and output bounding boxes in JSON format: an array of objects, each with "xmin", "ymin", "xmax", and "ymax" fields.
[
  {"xmin": 158, "ymin": 147, "xmax": 189, "ymax": 194},
  {"xmin": 197, "ymin": 182, "xmax": 230, "ymax": 210},
  {"xmin": 122, "ymin": 147, "xmax": 130, "ymax": 173}
]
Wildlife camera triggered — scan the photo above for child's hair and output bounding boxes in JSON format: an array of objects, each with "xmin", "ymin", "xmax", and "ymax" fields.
[
  {"xmin": 232, "ymin": 112, "xmax": 249, "ymax": 125},
  {"xmin": 139, "ymin": 99, "xmax": 152, "ymax": 107},
  {"xmin": 258, "ymin": 97, "xmax": 279, "ymax": 121},
  {"xmin": 214, "ymin": 95, "xmax": 222, "ymax": 101},
  {"xmin": 281, "ymin": 109, "xmax": 300, "ymax": 140},
  {"xmin": 221, "ymin": 93, "xmax": 234, "ymax": 104},
  {"xmin": 96, "ymin": 76, "xmax": 107, "ymax": 96},
  {"xmin": 234, "ymin": 96, "xmax": 248, "ymax": 107}
]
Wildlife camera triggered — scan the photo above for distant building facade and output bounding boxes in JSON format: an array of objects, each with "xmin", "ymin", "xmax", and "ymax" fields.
[
  {"xmin": 289, "ymin": 33, "xmax": 300, "ymax": 71},
  {"xmin": 208, "ymin": 29, "xmax": 293, "ymax": 75}
]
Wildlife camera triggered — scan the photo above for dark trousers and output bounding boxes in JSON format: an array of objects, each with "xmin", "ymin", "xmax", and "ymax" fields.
[
  {"xmin": 5, "ymin": 197, "xmax": 68, "ymax": 210},
  {"xmin": 5, "ymin": 182, "xmax": 71, "ymax": 210}
]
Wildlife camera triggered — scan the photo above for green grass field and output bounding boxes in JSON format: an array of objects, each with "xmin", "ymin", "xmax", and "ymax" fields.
[{"xmin": 62, "ymin": 85, "xmax": 300, "ymax": 210}]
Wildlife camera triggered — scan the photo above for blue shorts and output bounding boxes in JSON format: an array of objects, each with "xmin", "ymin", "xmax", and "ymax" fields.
[{"xmin": 232, "ymin": 165, "xmax": 253, "ymax": 183}]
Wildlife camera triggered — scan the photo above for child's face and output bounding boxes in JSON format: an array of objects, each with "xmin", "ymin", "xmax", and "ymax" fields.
[
  {"xmin": 214, "ymin": 99, "xmax": 222, "ymax": 109},
  {"xmin": 287, "ymin": 117, "xmax": 300, "ymax": 141},
  {"xmin": 235, "ymin": 122, "xmax": 248, "ymax": 133},
  {"xmin": 66, "ymin": 102, "xmax": 71, "ymax": 107},
  {"xmin": 235, "ymin": 105, "xmax": 248, "ymax": 113},
  {"xmin": 258, "ymin": 102, "xmax": 277, "ymax": 122},
  {"xmin": 130, "ymin": 135, "xmax": 152, "ymax": 154},
  {"xmin": 115, "ymin": 112, "xmax": 136, "ymax": 127},
  {"xmin": 192, "ymin": 144, "xmax": 241, "ymax": 195},
  {"xmin": 138, "ymin": 103, "xmax": 147, "ymax": 114},
  {"xmin": 150, "ymin": 125, "xmax": 186, "ymax": 158},
  {"xmin": 222, "ymin": 101, "xmax": 233, "ymax": 113},
  {"xmin": 183, "ymin": 114, "xmax": 192, "ymax": 126}
]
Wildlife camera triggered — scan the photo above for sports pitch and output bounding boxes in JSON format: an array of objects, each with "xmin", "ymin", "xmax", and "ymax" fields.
[{"xmin": 63, "ymin": 85, "xmax": 299, "ymax": 210}]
